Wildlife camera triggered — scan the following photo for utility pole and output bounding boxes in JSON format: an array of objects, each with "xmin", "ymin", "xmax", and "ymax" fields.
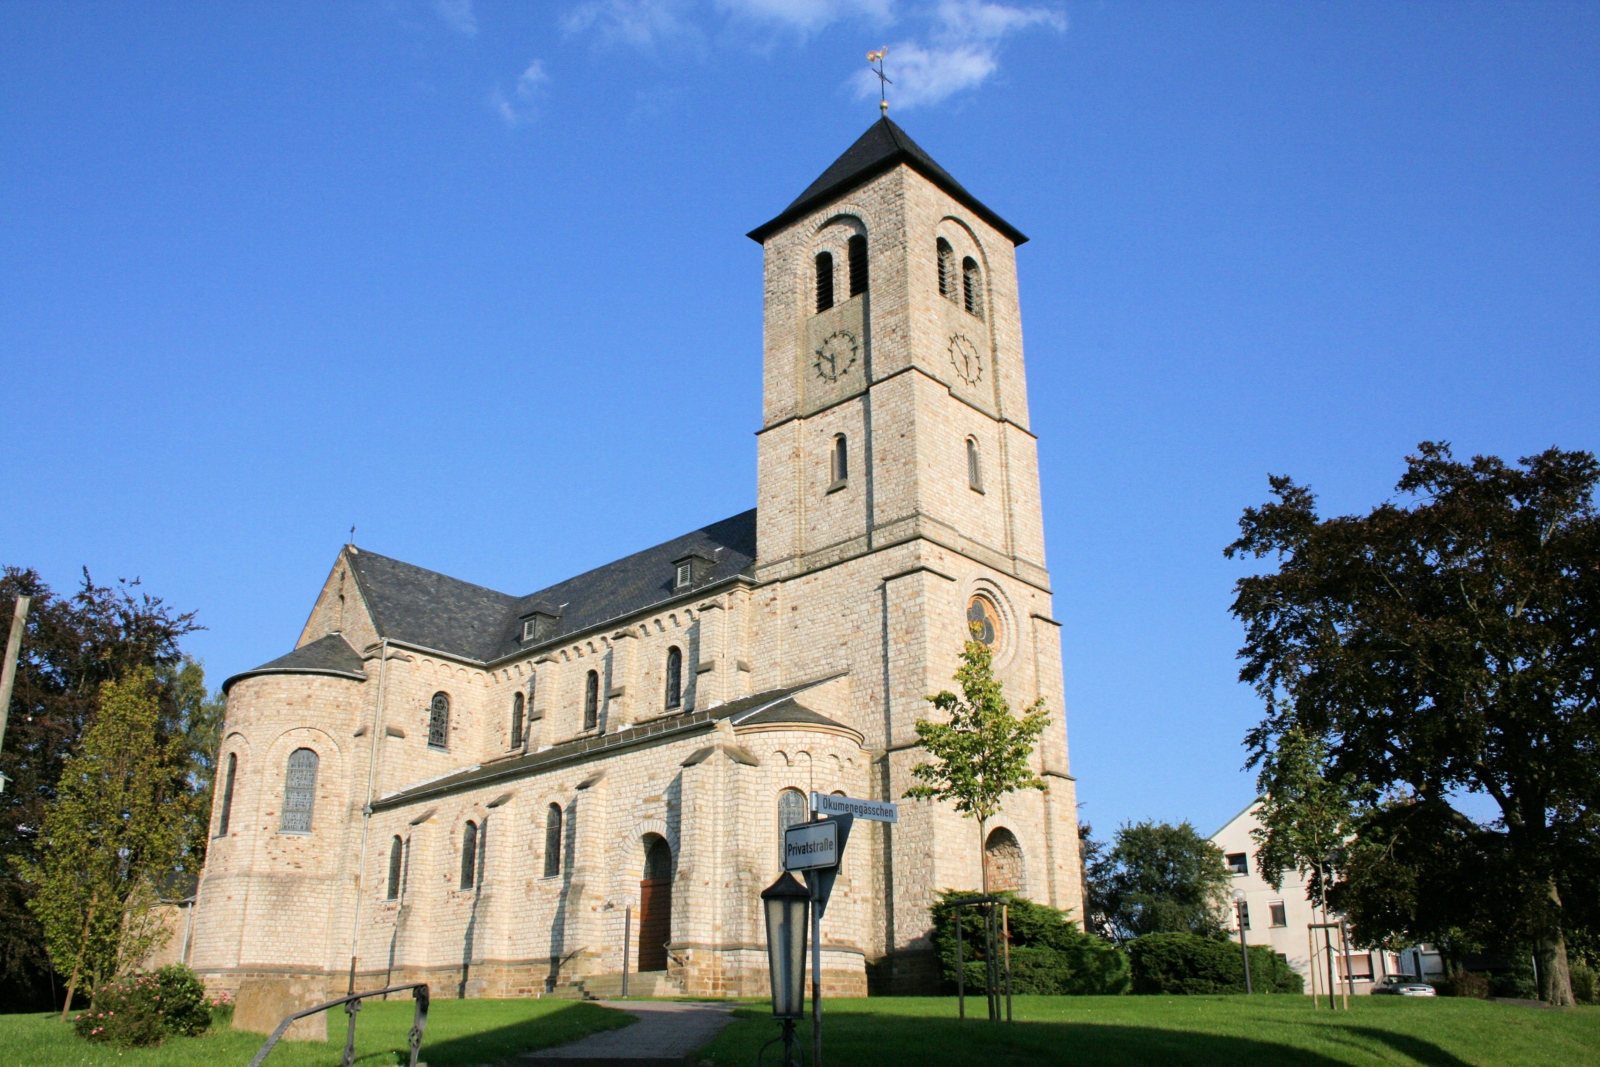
[{"xmin": 0, "ymin": 595, "xmax": 31, "ymax": 794}]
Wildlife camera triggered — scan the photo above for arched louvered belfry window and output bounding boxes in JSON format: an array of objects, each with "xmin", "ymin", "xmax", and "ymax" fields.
[
  {"xmin": 848, "ymin": 234, "xmax": 868, "ymax": 296},
  {"xmin": 665, "ymin": 646, "xmax": 683, "ymax": 710},
  {"xmin": 511, "ymin": 692, "xmax": 525, "ymax": 748},
  {"xmin": 460, "ymin": 821, "xmax": 479, "ymax": 890},
  {"xmin": 963, "ymin": 256, "xmax": 984, "ymax": 320},
  {"xmin": 216, "ymin": 752, "xmax": 237, "ymax": 837},
  {"xmin": 831, "ymin": 434, "xmax": 848, "ymax": 487},
  {"xmin": 281, "ymin": 748, "xmax": 318, "ymax": 833},
  {"xmin": 967, "ymin": 436, "xmax": 983, "ymax": 492},
  {"xmin": 428, "ymin": 692, "xmax": 450, "ymax": 749},
  {"xmin": 386, "ymin": 835, "xmax": 404, "ymax": 900},
  {"xmin": 544, "ymin": 803, "xmax": 563, "ymax": 877},
  {"xmin": 584, "ymin": 670, "xmax": 600, "ymax": 730},
  {"xmin": 937, "ymin": 238, "xmax": 957, "ymax": 302},
  {"xmin": 815, "ymin": 251, "xmax": 835, "ymax": 312}
]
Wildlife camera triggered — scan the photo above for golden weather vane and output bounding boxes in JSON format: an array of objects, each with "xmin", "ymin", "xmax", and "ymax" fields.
[{"xmin": 867, "ymin": 48, "xmax": 891, "ymax": 116}]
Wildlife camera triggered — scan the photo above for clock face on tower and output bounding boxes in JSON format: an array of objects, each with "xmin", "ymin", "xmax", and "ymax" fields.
[
  {"xmin": 949, "ymin": 334, "xmax": 983, "ymax": 386},
  {"xmin": 813, "ymin": 330, "xmax": 859, "ymax": 383}
]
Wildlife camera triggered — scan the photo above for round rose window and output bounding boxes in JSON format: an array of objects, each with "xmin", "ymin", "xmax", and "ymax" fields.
[{"xmin": 966, "ymin": 595, "xmax": 1000, "ymax": 647}]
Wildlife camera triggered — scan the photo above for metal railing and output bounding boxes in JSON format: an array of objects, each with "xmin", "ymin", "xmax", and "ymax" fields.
[{"xmin": 245, "ymin": 982, "xmax": 429, "ymax": 1067}]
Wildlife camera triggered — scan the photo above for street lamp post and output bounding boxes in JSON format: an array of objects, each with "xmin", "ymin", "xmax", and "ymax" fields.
[
  {"xmin": 1234, "ymin": 890, "xmax": 1253, "ymax": 995},
  {"xmin": 761, "ymin": 872, "xmax": 811, "ymax": 1067}
]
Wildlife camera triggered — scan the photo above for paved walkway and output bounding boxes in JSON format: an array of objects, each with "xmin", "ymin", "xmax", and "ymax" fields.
[{"xmin": 521, "ymin": 1000, "xmax": 737, "ymax": 1067}]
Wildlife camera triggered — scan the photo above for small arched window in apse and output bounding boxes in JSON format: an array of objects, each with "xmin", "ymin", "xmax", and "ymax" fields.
[
  {"xmin": 460, "ymin": 821, "xmax": 479, "ymax": 889},
  {"xmin": 830, "ymin": 434, "xmax": 848, "ymax": 489},
  {"xmin": 386, "ymin": 835, "xmax": 403, "ymax": 900},
  {"xmin": 281, "ymin": 748, "xmax": 318, "ymax": 833},
  {"xmin": 937, "ymin": 238, "xmax": 957, "ymax": 302},
  {"xmin": 665, "ymin": 646, "xmax": 683, "ymax": 710},
  {"xmin": 967, "ymin": 437, "xmax": 984, "ymax": 493},
  {"xmin": 216, "ymin": 752, "xmax": 237, "ymax": 837},
  {"xmin": 544, "ymin": 804, "xmax": 563, "ymax": 877},
  {"xmin": 584, "ymin": 670, "xmax": 600, "ymax": 730},
  {"xmin": 428, "ymin": 692, "xmax": 450, "ymax": 749},
  {"xmin": 511, "ymin": 691, "xmax": 525, "ymax": 748},
  {"xmin": 778, "ymin": 788, "xmax": 808, "ymax": 834},
  {"xmin": 963, "ymin": 256, "xmax": 984, "ymax": 320},
  {"xmin": 815, "ymin": 251, "xmax": 835, "ymax": 312},
  {"xmin": 848, "ymin": 234, "xmax": 868, "ymax": 296}
]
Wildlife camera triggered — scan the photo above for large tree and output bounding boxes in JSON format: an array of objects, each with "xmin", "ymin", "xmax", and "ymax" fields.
[
  {"xmin": 1085, "ymin": 821, "xmax": 1232, "ymax": 943},
  {"xmin": 1227, "ymin": 443, "xmax": 1600, "ymax": 1005}
]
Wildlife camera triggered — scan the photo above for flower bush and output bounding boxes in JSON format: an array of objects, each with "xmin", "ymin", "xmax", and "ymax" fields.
[{"xmin": 73, "ymin": 965, "xmax": 213, "ymax": 1048}]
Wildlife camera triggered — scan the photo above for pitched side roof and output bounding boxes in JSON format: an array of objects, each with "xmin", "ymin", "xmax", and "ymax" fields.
[
  {"xmin": 345, "ymin": 549, "xmax": 521, "ymax": 660},
  {"xmin": 223, "ymin": 633, "xmax": 366, "ymax": 693},
  {"xmin": 747, "ymin": 117, "xmax": 1027, "ymax": 245}
]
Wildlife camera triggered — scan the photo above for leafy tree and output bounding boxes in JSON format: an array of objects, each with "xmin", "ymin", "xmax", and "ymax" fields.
[
  {"xmin": 0, "ymin": 568, "xmax": 201, "ymax": 1011},
  {"xmin": 159, "ymin": 657, "xmax": 228, "ymax": 864},
  {"xmin": 1088, "ymin": 821, "xmax": 1232, "ymax": 943},
  {"xmin": 904, "ymin": 628, "xmax": 1051, "ymax": 893},
  {"xmin": 1227, "ymin": 443, "xmax": 1600, "ymax": 1005},
  {"xmin": 22, "ymin": 669, "xmax": 192, "ymax": 1016}
]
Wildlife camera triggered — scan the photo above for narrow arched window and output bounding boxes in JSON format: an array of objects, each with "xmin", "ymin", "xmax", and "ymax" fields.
[
  {"xmin": 967, "ymin": 437, "xmax": 983, "ymax": 492},
  {"xmin": 584, "ymin": 670, "xmax": 599, "ymax": 730},
  {"xmin": 815, "ymin": 251, "xmax": 835, "ymax": 312},
  {"xmin": 963, "ymin": 256, "xmax": 984, "ymax": 320},
  {"xmin": 511, "ymin": 692, "xmax": 525, "ymax": 748},
  {"xmin": 665, "ymin": 646, "xmax": 682, "ymax": 710},
  {"xmin": 937, "ymin": 238, "xmax": 957, "ymax": 302},
  {"xmin": 216, "ymin": 752, "xmax": 237, "ymax": 837},
  {"xmin": 428, "ymin": 692, "xmax": 450, "ymax": 749},
  {"xmin": 386, "ymin": 835, "xmax": 403, "ymax": 900},
  {"xmin": 281, "ymin": 748, "xmax": 318, "ymax": 833},
  {"xmin": 830, "ymin": 434, "xmax": 848, "ymax": 488},
  {"xmin": 778, "ymin": 788, "xmax": 807, "ymax": 832},
  {"xmin": 460, "ymin": 821, "xmax": 478, "ymax": 889},
  {"xmin": 848, "ymin": 234, "xmax": 868, "ymax": 296},
  {"xmin": 544, "ymin": 803, "xmax": 563, "ymax": 877}
]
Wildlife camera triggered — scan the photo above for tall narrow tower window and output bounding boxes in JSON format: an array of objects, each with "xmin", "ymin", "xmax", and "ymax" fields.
[
  {"xmin": 967, "ymin": 437, "xmax": 984, "ymax": 493},
  {"xmin": 510, "ymin": 692, "xmax": 525, "ymax": 748},
  {"xmin": 937, "ymin": 238, "xmax": 957, "ymax": 302},
  {"xmin": 544, "ymin": 804, "xmax": 563, "ymax": 877},
  {"xmin": 386, "ymin": 835, "xmax": 404, "ymax": 900},
  {"xmin": 848, "ymin": 234, "xmax": 868, "ymax": 296},
  {"xmin": 815, "ymin": 252, "xmax": 835, "ymax": 312},
  {"xmin": 584, "ymin": 670, "xmax": 599, "ymax": 730},
  {"xmin": 460, "ymin": 820, "xmax": 478, "ymax": 890},
  {"xmin": 963, "ymin": 256, "xmax": 984, "ymax": 320},
  {"xmin": 280, "ymin": 748, "xmax": 318, "ymax": 834},
  {"xmin": 428, "ymin": 692, "xmax": 450, "ymax": 749},
  {"xmin": 665, "ymin": 646, "xmax": 683, "ymax": 710},
  {"xmin": 829, "ymin": 434, "xmax": 848, "ymax": 489},
  {"xmin": 216, "ymin": 752, "xmax": 237, "ymax": 837}
]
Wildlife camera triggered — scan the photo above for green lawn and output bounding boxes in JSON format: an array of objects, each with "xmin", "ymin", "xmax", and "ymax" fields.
[
  {"xmin": 698, "ymin": 995, "xmax": 1600, "ymax": 1067},
  {"xmin": 0, "ymin": 998, "xmax": 633, "ymax": 1067}
]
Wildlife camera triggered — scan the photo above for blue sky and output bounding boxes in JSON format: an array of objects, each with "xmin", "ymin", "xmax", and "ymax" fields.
[{"xmin": 3, "ymin": 2, "xmax": 1596, "ymax": 837}]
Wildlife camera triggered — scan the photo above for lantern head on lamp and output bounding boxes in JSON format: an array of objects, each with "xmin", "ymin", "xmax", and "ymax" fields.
[{"xmin": 761, "ymin": 871, "xmax": 810, "ymax": 1019}]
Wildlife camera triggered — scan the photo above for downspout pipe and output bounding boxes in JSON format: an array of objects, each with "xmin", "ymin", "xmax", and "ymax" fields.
[{"xmin": 347, "ymin": 636, "xmax": 391, "ymax": 994}]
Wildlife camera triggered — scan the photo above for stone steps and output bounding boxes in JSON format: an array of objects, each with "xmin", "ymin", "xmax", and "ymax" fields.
[{"xmin": 572, "ymin": 971, "xmax": 680, "ymax": 999}]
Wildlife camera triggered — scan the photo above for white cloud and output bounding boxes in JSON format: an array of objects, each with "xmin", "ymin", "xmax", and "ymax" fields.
[
  {"xmin": 491, "ymin": 60, "xmax": 550, "ymax": 126},
  {"xmin": 562, "ymin": 0, "xmax": 703, "ymax": 51},
  {"xmin": 716, "ymin": 0, "xmax": 891, "ymax": 34},
  {"xmin": 852, "ymin": 2, "xmax": 1064, "ymax": 109},
  {"xmin": 434, "ymin": 0, "xmax": 478, "ymax": 36}
]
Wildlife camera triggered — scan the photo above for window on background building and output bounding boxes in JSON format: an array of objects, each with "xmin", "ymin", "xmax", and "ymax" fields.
[
  {"xmin": 387, "ymin": 835, "xmax": 403, "ymax": 900},
  {"xmin": 1270, "ymin": 901, "xmax": 1287, "ymax": 927},
  {"xmin": 584, "ymin": 670, "xmax": 599, "ymax": 730},
  {"xmin": 815, "ymin": 251, "xmax": 834, "ymax": 312},
  {"xmin": 428, "ymin": 692, "xmax": 450, "ymax": 749},
  {"xmin": 1226, "ymin": 852, "xmax": 1249, "ymax": 875},
  {"xmin": 830, "ymin": 434, "xmax": 848, "ymax": 488},
  {"xmin": 281, "ymin": 748, "xmax": 318, "ymax": 833},
  {"xmin": 511, "ymin": 692, "xmax": 524, "ymax": 748},
  {"xmin": 544, "ymin": 804, "xmax": 563, "ymax": 877},
  {"xmin": 460, "ymin": 821, "xmax": 479, "ymax": 890},
  {"xmin": 966, "ymin": 437, "xmax": 983, "ymax": 492},
  {"xmin": 937, "ymin": 238, "xmax": 957, "ymax": 302},
  {"xmin": 665, "ymin": 647, "xmax": 682, "ymax": 710},
  {"xmin": 962, "ymin": 256, "xmax": 984, "ymax": 319},
  {"xmin": 848, "ymin": 234, "xmax": 868, "ymax": 296},
  {"xmin": 216, "ymin": 752, "xmax": 237, "ymax": 836}
]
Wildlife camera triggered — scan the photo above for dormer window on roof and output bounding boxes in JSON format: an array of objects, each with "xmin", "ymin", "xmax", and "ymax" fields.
[
  {"xmin": 673, "ymin": 552, "xmax": 715, "ymax": 590},
  {"xmin": 520, "ymin": 607, "xmax": 561, "ymax": 644}
]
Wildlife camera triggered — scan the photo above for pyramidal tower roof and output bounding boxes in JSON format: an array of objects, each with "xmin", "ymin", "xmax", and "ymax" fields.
[{"xmin": 748, "ymin": 117, "xmax": 1027, "ymax": 245}]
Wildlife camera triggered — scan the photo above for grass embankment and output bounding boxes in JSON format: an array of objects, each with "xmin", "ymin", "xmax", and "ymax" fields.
[
  {"xmin": 698, "ymin": 995, "xmax": 1600, "ymax": 1067},
  {"xmin": 0, "ymin": 998, "xmax": 632, "ymax": 1067}
]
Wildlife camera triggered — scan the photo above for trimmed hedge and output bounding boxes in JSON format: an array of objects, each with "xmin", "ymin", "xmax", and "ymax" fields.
[
  {"xmin": 74, "ymin": 965, "xmax": 212, "ymax": 1048},
  {"xmin": 931, "ymin": 891, "xmax": 1130, "ymax": 995},
  {"xmin": 1128, "ymin": 932, "xmax": 1304, "ymax": 995}
]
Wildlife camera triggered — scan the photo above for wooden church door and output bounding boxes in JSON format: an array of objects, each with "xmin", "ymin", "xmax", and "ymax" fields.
[{"xmin": 638, "ymin": 835, "xmax": 672, "ymax": 972}]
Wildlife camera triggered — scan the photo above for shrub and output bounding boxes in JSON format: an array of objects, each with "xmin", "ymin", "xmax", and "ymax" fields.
[
  {"xmin": 1128, "ymin": 931, "xmax": 1303, "ymax": 995},
  {"xmin": 1432, "ymin": 971, "xmax": 1491, "ymax": 999},
  {"xmin": 73, "ymin": 965, "xmax": 212, "ymax": 1048},
  {"xmin": 931, "ymin": 891, "xmax": 1129, "ymax": 995},
  {"xmin": 1570, "ymin": 961, "xmax": 1598, "ymax": 1005}
]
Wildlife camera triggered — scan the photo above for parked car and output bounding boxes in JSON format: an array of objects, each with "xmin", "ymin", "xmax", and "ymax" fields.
[{"xmin": 1373, "ymin": 975, "xmax": 1437, "ymax": 996}]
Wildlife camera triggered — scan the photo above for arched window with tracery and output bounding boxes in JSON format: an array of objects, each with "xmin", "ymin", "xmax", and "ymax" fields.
[
  {"xmin": 281, "ymin": 748, "xmax": 318, "ymax": 833},
  {"xmin": 511, "ymin": 692, "xmax": 524, "ymax": 748},
  {"xmin": 778, "ymin": 788, "xmax": 808, "ymax": 833},
  {"xmin": 665, "ymin": 646, "xmax": 682, "ymax": 710},
  {"xmin": 848, "ymin": 234, "xmax": 868, "ymax": 296},
  {"xmin": 967, "ymin": 436, "xmax": 983, "ymax": 492},
  {"xmin": 815, "ymin": 251, "xmax": 835, "ymax": 312},
  {"xmin": 544, "ymin": 803, "xmax": 563, "ymax": 877},
  {"xmin": 963, "ymin": 256, "xmax": 984, "ymax": 320},
  {"xmin": 216, "ymin": 752, "xmax": 237, "ymax": 837},
  {"xmin": 967, "ymin": 595, "xmax": 999, "ymax": 647},
  {"xmin": 584, "ymin": 670, "xmax": 599, "ymax": 730},
  {"xmin": 428, "ymin": 692, "xmax": 450, "ymax": 749},
  {"xmin": 386, "ymin": 835, "xmax": 404, "ymax": 900},
  {"xmin": 460, "ymin": 821, "xmax": 479, "ymax": 889},
  {"xmin": 937, "ymin": 238, "xmax": 957, "ymax": 302}
]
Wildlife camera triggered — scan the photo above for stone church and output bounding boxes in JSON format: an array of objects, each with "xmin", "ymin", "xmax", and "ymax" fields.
[{"xmin": 188, "ymin": 117, "xmax": 1084, "ymax": 999}]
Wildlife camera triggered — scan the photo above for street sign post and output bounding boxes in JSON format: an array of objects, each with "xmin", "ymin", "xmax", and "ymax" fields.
[
  {"xmin": 809, "ymin": 792, "xmax": 897, "ymax": 823},
  {"xmin": 782, "ymin": 820, "xmax": 839, "ymax": 872}
]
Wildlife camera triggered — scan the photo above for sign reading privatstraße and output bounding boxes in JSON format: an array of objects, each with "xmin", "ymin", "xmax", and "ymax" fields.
[
  {"xmin": 810, "ymin": 792, "xmax": 898, "ymax": 823},
  {"xmin": 783, "ymin": 820, "xmax": 839, "ymax": 872}
]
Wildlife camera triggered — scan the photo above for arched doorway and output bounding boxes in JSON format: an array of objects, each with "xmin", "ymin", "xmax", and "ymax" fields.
[
  {"xmin": 637, "ymin": 835, "xmax": 672, "ymax": 972},
  {"xmin": 985, "ymin": 827, "xmax": 1024, "ymax": 893}
]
